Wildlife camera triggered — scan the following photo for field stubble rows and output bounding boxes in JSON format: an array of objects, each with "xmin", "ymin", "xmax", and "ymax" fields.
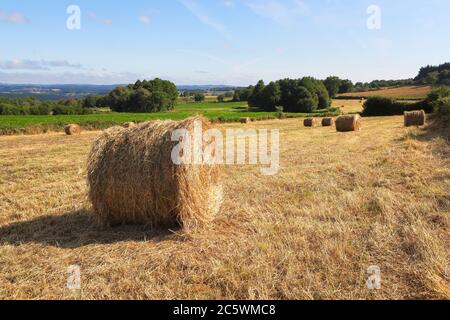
[{"xmin": 0, "ymin": 116, "xmax": 448, "ymax": 299}]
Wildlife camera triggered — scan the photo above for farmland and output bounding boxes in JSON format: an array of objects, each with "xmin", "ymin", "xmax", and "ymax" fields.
[
  {"xmin": 0, "ymin": 116, "xmax": 448, "ymax": 299},
  {"xmin": 0, "ymin": 100, "xmax": 340, "ymax": 135},
  {"xmin": 338, "ymin": 85, "xmax": 432, "ymax": 100}
]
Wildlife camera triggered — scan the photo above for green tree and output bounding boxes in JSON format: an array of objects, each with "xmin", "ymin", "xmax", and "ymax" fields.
[
  {"xmin": 324, "ymin": 76, "xmax": 342, "ymax": 98},
  {"xmin": 338, "ymin": 79, "xmax": 354, "ymax": 93},
  {"xmin": 194, "ymin": 93, "xmax": 205, "ymax": 102},
  {"xmin": 107, "ymin": 79, "xmax": 178, "ymax": 112},
  {"xmin": 259, "ymin": 81, "xmax": 281, "ymax": 111},
  {"xmin": 108, "ymin": 86, "xmax": 132, "ymax": 112},
  {"xmin": 299, "ymin": 77, "xmax": 330, "ymax": 109},
  {"xmin": 278, "ymin": 79, "xmax": 317, "ymax": 113},
  {"xmin": 83, "ymin": 95, "xmax": 98, "ymax": 108},
  {"xmin": 248, "ymin": 80, "xmax": 265, "ymax": 109}
]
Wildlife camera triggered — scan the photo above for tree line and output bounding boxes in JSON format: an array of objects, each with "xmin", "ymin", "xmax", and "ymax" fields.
[
  {"xmin": 0, "ymin": 96, "xmax": 91, "ymax": 115},
  {"xmin": 233, "ymin": 77, "xmax": 333, "ymax": 113},
  {"xmin": 1, "ymin": 62, "xmax": 449, "ymax": 116},
  {"xmin": 415, "ymin": 63, "xmax": 450, "ymax": 86}
]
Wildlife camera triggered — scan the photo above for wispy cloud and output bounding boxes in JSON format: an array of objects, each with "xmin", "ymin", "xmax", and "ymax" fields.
[
  {"xmin": 139, "ymin": 15, "xmax": 151, "ymax": 25},
  {"xmin": 0, "ymin": 70, "xmax": 142, "ymax": 85},
  {"xmin": 222, "ymin": 1, "xmax": 235, "ymax": 8},
  {"xmin": 178, "ymin": 0, "xmax": 226, "ymax": 34},
  {"xmin": 0, "ymin": 10, "xmax": 29, "ymax": 24},
  {"xmin": 246, "ymin": 0, "xmax": 309, "ymax": 27},
  {"xmin": 87, "ymin": 11, "xmax": 113, "ymax": 26},
  {"xmin": 0, "ymin": 59, "xmax": 83, "ymax": 70}
]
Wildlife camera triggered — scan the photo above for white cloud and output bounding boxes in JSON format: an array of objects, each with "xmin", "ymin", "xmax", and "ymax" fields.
[
  {"xmin": 0, "ymin": 59, "xmax": 83, "ymax": 70},
  {"xmin": 178, "ymin": 0, "xmax": 226, "ymax": 33},
  {"xmin": 87, "ymin": 11, "xmax": 113, "ymax": 26},
  {"xmin": 246, "ymin": 0, "xmax": 309, "ymax": 27},
  {"xmin": 139, "ymin": 15, "xmax": 151, "ymax": 25},
  {"xmin": 0, "ymin": 10, "xmax": 28, "ymax": 24},
  {"xmin": 223, "ymin": 1, "xmax": 235, "ymax": 8}
]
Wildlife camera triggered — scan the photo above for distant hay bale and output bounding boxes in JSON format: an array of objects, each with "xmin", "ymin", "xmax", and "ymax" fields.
[
  {"xmin": 404, "ymin": 110, "xmax": 426, "ymax": 127},
  {"xmin": 304, "ymin": 118, "xmax": 319, "ymax": 127},
  {"xmin": 87, "ymin": 116, "xmax": 223, "ymax": 229},
  {"xmin": 336, "ymin": 114, "xmax": 362, "ymax": 132},
  {"xmin": 64, "ymin": 124, "xmax": 81, "ymax": 135},
  {"xmin": 123, "ymin": 122, "xmax": 137, "ymax": 128},
  {"xmin": 322, "ymin": 117, "xmax": 335, "ymax": 127},
  {"xmin": 240, "ymin": 117, "xmax": 251, "ymax": 124}
]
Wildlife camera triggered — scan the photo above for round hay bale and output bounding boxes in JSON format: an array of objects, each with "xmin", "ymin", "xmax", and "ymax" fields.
[
  {"xmin": 336, "ymin": 114, "xmax": 362, "ymax": 132},
  {"xmin": 123, "ymin": 122, "xmax": 137, "ymax": 128},
  {"xmin": 87, "ymin": 116, "xmax": 223, "ymax": 229},
  {"xmin": 404, "ymin": 110, "xmax": 425, "ymax": 127},
  {"xmin": 304, "ymin": 118, "xmax": 319, "ymax": 127},
  {"xmin": 64, "ymin": 124, "xmax": 81, "ymax": 135},
  {"xmin": 322, "ymin": 117, "xmax": 335, "ymax": 127},
  {"xmin": 240, "ymin": 117, "xmax": 251, "ymax": 124}
]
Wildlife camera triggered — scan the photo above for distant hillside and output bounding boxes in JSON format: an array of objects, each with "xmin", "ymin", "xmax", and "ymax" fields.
[
  {"xmin": 0, "ymin": 83, "xmax": 238, "ymax": 100},
  {"xmin": 0, "ymin": 84, "xmax": 120, "ymax": 100}
]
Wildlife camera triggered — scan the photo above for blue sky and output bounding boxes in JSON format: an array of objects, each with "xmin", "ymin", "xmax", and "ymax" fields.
[{"xmin": 1, "ymin": 0, "xmax": 449, "ymax": 85}]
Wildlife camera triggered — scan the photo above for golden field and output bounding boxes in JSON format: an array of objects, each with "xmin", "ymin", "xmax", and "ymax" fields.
[
  {"xmin": 0, "ymin": 116, "xmax": 449, "ymax": 299},
  {"xmin": 338, "ymin": 86, "xmax": 432, "ymax": 99},
  {"xmin": 332, "ymin": 99, "xmax": 365, "ymax": 114}
]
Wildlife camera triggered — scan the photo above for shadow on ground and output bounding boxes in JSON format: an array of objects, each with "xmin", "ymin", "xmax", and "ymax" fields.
[
  {"xmin": 0, "ymin": 209, "xmax": 179, "ymax": 249},
  {"xmin": 412, "ymin": 124, "xmax": 450, "ymax": 146}
]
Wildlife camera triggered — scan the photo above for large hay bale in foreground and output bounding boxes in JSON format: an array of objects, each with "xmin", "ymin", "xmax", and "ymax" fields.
[
  {"xmin": 322, "ymin": 117, "xmax": 335, "ymax": 127},
  {"xmin": 64, "ymin": 124, "xmax": 81, "ymax": 135},
  {"xmin": 336, "ymin": 115, "xmax": 362, "ymax": 132},
  {"xmin": 87, "ymin": 116, "xmax": 223, "ymax": 229},
  {"xmin": 404, "ymin": 110, "xmax": 426, "ymax": 127},
  {"xmin": 304, "ymin": 118, "xmax": 319, "ymax": 127}
]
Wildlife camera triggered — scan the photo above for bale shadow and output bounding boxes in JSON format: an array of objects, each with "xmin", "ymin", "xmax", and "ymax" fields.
[{"xmin": 0, "ymin": 209, "xmax": 179, "ymax": 249}]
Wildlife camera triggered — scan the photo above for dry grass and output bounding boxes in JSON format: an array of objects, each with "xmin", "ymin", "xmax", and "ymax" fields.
[
  {"xmin": 0, "ymin": 116, "xmax": 449, "ymax": 300},
  {"xmin": 331, "ymin": 99, "xmax": 364, "ymax": 114},
  {"xmin": 338, "ymin": 86, "xmax": 432, "ymax": 99}
]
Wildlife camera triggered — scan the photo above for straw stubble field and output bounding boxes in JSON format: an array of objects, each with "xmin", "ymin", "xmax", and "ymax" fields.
[{"xmin": 0, "ymin": 116, "xmax": 448, "ymax": 299}]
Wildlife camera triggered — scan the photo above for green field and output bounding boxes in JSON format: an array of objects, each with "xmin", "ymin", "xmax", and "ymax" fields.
[{"xmin": 0, "ymin": 101, "xmax": 340, "ymax": 135}]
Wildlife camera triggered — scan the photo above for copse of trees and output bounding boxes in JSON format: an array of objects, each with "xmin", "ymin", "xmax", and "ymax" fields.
[
  {"xmin": 0, "ymin": 96, "xmax": 93, "ymax": 115},
  {"xmin": 233, "ymin": 87, "xmax": 253, "ymax": 102},
  {"xmin": 194, "ymin": 93, "xmax": 205, "ymax": 102},
  {"xmin": 323, "ymin": 77, "xmax": 354, "ymax": 98},
  {"xmin": 415, "ymin": 63, "xmax": 450, "ymax": 85},
  {"xmin": 247, "ymin": 78, "xmax": 331, "ymax": 113},
  {"xmin": 106, "ymin": 78, "xmax": 178, "ymax": 113}
]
